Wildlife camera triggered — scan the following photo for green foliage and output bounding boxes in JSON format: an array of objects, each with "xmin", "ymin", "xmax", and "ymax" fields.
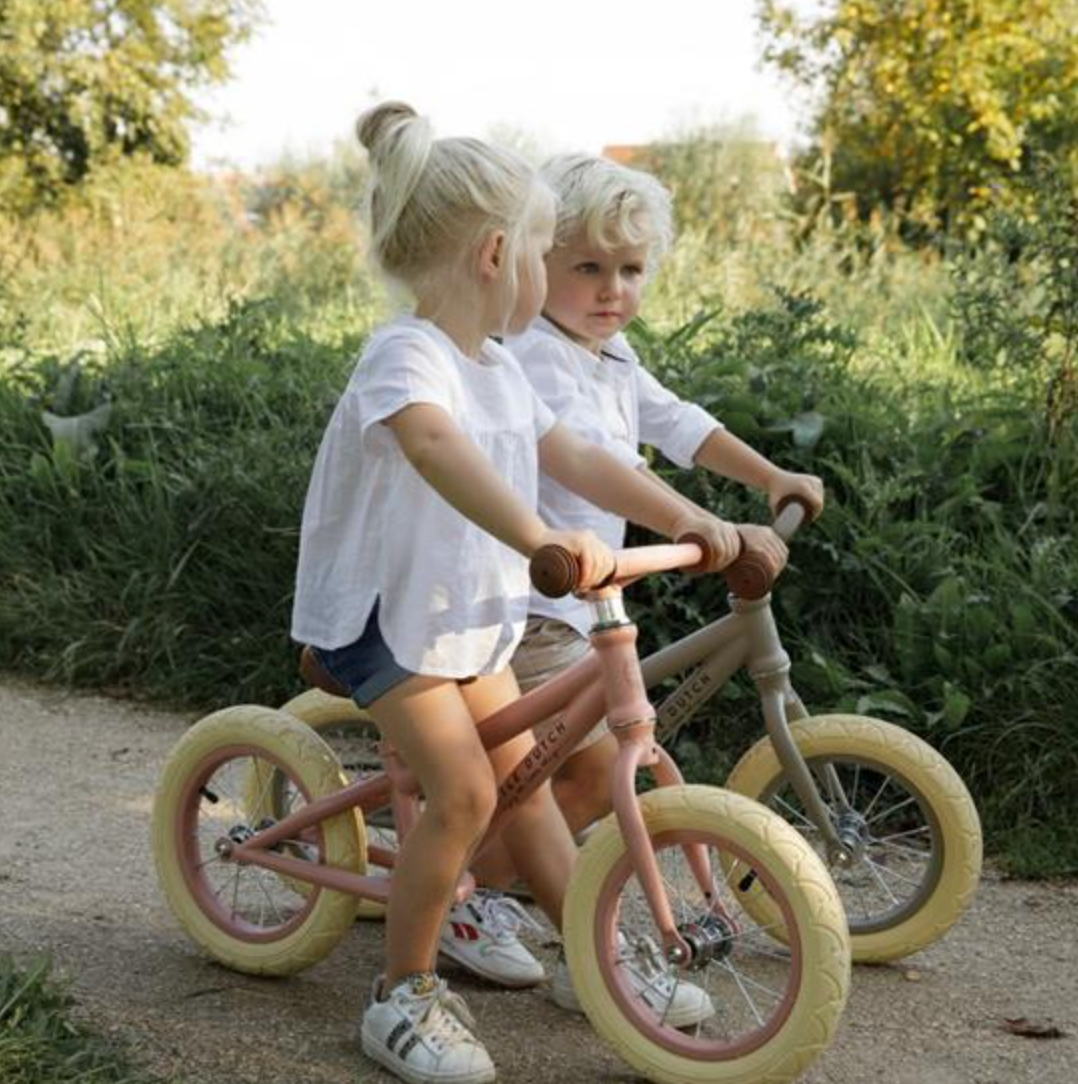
[
  {"xmin": 0, "ymin": 954, "xmax": 170, "ymax": 1083},
  {"xmin": 0, "ymin": 0, "xmax": 261, "ymax": 214},
  {"xmin": 758, "ymin": 0, "xmax": 1078, "ymax": 228},
  {"xmin": 0, "ymin": 299, "xmax": 361, "ymax": 705}
]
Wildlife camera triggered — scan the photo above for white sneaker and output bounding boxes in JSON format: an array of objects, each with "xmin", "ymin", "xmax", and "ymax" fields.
[
  {"xmin": 552, "ymin": 934, "xmax": 715, "ymax": 1028},
  {"xmin": 360, "ymin": 973, "xmax": 495, "ymax": 1084},
  {"xmin": 438, "ymin": 889, "xmax": 546, "ymax": 987}
]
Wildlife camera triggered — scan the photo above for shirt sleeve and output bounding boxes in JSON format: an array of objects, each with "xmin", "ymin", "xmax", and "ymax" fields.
[
  {"xmin": 519, "ymin": 338, "xmax": 645, "ymax": 470},
  {"xmin": 635, "ymin": 365, "xmax": 723, "ymax": 469},
  {"xmin": 353, "ymin": 331, "xmax": 457, "ymax": 436}
]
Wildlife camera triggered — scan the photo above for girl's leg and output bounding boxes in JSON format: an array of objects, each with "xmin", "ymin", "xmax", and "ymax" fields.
[
  {"xmin": 369, "ymin": 676, "xmax": 497, "ymax": 986},
  {"xmin": 460, "ymin": 669, "xmax": 576, "ymax": 928}
]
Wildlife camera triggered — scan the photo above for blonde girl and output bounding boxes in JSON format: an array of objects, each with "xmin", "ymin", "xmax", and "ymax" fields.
[{"xmin": 291, "ymin": 106, "xmax": 737, "ymax": 1084}]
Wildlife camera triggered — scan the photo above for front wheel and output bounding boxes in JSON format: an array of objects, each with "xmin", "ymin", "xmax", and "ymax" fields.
[
  {"xmin": 725, "ymin": 714, "xmax": 982, "ymax": 963},
  {"xmin": 562, "ymin": 785, "xmax": 850, "ymax": 1084},
  {"xmin": 152, "ymin": 704, "xmax": 364, "ymax": 976}
]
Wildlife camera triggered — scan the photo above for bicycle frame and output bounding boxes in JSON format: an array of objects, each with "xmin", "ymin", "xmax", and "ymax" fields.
[{"xmin": 227, "ymin": 576, "xmax": 722, "ymax": 964}]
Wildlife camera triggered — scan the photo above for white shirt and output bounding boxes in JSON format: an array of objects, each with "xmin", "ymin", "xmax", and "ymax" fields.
[
  {"xmin": 292, "ymin": 316, "xmax": 556, "ymax": 676},
  {"xmin": 506, "ymin": 316, "xmax": 722, "ymax": 635}
]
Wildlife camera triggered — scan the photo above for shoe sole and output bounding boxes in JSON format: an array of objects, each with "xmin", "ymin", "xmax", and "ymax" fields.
[
  {"xmin": 361, "ymin": 1030, "xmax": 496, "ymax": 1084},
  {"xmin": 437, "ymin": 940, "xmax": 545, "ymax": 988}
]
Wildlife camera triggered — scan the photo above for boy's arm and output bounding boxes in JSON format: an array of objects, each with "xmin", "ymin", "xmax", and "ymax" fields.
[
  {"xmin": 539, "ymin": 423, "xmax": 741, "ymax": 568},
  {"xmin": 693, "ymin": 428, "xmax": 825, "ymax": 519}
]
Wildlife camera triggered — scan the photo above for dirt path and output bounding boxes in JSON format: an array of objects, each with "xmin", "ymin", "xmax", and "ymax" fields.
[{"xmin": 1, "ymin": 677, "xmax": 1075, "ymax": 1084}]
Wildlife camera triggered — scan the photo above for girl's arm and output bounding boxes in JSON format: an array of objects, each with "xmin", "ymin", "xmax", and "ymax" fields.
[
  {"xmin": 693, "ymin": 428, "xmax": 825, "ymax": 519},
  {"xmin": 384, "ymin": 404, "xmax": 613, "ymax": 583},
  {"xmin": 539, "ymin": 423, "xmax": 741, "ymax": 569}
]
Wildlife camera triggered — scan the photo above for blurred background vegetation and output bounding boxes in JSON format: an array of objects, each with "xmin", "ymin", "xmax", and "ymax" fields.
[{"xmin": 1, "ymin": 0, "xmax": 1076, "ymax": 880}]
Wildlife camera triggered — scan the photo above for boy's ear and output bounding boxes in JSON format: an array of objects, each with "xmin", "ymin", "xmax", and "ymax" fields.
[{"xmin": 476, "ymin": 229, "xmax": 506, "ymax": 282}]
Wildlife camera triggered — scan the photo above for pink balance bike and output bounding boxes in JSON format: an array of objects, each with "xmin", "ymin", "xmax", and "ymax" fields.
[
  {"xmin": 260, "ymin": 500, "xmax": 983, "ymax": 964},
  {"xmin": 151, "ymin": 505, "xmax": 853, "ymax": 1084}
]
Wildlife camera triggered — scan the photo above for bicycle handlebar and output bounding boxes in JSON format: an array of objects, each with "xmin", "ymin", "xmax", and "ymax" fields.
[{"xmin": 529, "ymin": 495, "xmax": 814, "ymax": 600}]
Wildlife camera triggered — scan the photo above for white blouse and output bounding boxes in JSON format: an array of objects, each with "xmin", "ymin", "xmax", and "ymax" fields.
[
  {"xmin": 506, "ymin": 317, "xmax": 722, "ymax": 635},
  {"xmin": 292, "ymin": 316, "xmax": 556, "ymax": 676}
]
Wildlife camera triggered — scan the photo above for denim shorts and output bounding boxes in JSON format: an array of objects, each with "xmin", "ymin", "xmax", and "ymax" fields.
[{"xmin": 310, "ymin": 602, "xmax": 415, "ymax": 709}]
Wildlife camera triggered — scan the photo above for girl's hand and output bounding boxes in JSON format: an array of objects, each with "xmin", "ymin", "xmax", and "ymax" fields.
[
  {"xmin": 671, "ymin": 513, "xmax": 742, "ymax": 573},
  {"xmin": 537, "ymin": 529, "xmax": 617, "ymax": 590},
  {"xmin": 737, "ymin": 524, "xmax": 789, "ymax": 576},
  {"xmin": 767, "ymin": 470, "xmax": 825, "ymax": 520}
]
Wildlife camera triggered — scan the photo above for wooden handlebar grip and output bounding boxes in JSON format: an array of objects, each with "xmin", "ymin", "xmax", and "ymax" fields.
[
  {"xmin": 675, "ymin": 531, "xmax": 718, "ymax": 574},
  {"xmin": 725, "ymin": 548, "xmax": 781, "ymax": 600},
  {"xmin": 529, "ymin": 545, "xmax": 580, "ymax": 598}
]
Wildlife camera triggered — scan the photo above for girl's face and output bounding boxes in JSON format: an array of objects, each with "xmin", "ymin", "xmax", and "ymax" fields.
[
  {"xmin": 504, "ymin": 191, "xmax": 556, "ymax": 336},
  {"xmin": 543, "ymin": 231, "xmax": 649, "ymax": 353}
]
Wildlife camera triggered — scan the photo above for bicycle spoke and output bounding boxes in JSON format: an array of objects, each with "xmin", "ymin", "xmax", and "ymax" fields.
[
  {"xmin": 860, "ymin": 774, "xmax": 893, "ymax": 821},
  {"xmin": 867, "ymin": 793, "xmax": 919, "ymax": 826}
]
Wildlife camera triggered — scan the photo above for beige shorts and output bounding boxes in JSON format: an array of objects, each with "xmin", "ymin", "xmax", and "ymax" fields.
[{"xmin": 511, "ymin": 617, "xmax": 610, "ymax": 754}]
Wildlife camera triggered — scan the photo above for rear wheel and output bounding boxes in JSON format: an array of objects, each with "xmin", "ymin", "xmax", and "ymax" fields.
[{"xmin": 152, "ymin": 705, "xmax": 363, "ymax": 975}]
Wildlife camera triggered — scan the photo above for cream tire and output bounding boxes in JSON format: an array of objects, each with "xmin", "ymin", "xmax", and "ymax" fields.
[
  {"xmin": 725, "ymin": 714, "xmax": 982, "ymax": 963},
  {"xmin": 562, "ymin": 785, "xmax": 850, "ymax": 1084},
  {"xmin": 152, "ymin": 704, "xmax": 364, "ymax": 975},
  {"xmin": 275, "ymin": 689, "xmax": 389, "ymax": 921}
]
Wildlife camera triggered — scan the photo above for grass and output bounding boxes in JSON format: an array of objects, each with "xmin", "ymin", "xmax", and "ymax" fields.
[{"xmin": 0, "ymin": 955, "xmax": 175, "ymax": 1084}]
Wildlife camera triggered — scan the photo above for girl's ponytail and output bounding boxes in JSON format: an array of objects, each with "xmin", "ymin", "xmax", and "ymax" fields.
[{"xmin": 356, "ymin": 101, "xmax": 434, "ymax": 276}]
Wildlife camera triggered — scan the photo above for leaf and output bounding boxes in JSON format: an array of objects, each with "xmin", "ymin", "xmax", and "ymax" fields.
[
  {"xmin": 999, "ymin": 1017, "xmax": 1066, "ymax": 1040},
  {"xmin": 855, "ymin": 688, "xmax": 919, "ymax": 720}
]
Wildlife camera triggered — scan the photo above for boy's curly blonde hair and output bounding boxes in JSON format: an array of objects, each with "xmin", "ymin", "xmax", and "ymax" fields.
[{"xmin": 540, "ymin": 154, "xmax": 674, "ymax": 268}]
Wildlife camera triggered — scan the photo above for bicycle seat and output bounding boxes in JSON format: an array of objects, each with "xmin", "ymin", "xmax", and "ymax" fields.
[{"xmin": 299, "ymin": 645, "xmax": 351, "ymax": 700}]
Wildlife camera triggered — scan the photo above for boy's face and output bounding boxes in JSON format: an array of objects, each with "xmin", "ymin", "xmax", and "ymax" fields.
[{"xmin": 543, "ymin": 233, "xmax": 649, "ymax": 353}]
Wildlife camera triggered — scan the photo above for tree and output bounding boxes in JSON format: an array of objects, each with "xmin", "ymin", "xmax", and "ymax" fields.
[
  {"xmin": 0, "ymin": 0, "xmax": 261, "ymax": 214},
  {"xmin": 757, "ymin": 0, "xmax": 1078, "ymax": 229}
]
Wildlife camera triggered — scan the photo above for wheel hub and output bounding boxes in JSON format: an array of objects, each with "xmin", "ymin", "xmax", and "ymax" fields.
[{"xmin": 675, "ymin": 913, "xmax": 735, "ymax": 970}]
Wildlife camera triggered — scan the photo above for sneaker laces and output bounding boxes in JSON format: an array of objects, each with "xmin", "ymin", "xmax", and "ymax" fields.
[
  {"xmin": 412, "ymin": 979, "xmax": 479, "ymax": 1052},
  {"xmin": 470, "ymin": 890, "xmax": 543, "ymax": 944},
  {"xmin": 620, "ymin": 932, "xmax": 680, "ymax": 1009}
]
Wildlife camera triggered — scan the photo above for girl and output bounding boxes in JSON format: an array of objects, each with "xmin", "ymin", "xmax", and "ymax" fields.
[{"xmin": 291, "ymin": 105, "xmax": 738, "ymax": 1084}]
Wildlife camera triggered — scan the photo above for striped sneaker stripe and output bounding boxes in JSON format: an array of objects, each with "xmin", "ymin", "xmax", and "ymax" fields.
[{"xmin": 385, "ymin": 1018, "xmax": 412, "ymax": 1052}]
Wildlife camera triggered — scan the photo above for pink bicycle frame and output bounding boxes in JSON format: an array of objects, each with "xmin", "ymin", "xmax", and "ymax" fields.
[{"xmin": 227, "ymin": 543, "xmax": 720, "ymax": 962}]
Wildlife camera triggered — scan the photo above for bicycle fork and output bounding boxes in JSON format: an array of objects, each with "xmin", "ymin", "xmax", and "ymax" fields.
[
  {"xmin": 589, "ymin": 590, "xmax": 730, "ymax": 969},
  {"xmin": 738, "ymin": 594, "xmax": 856, "ymax": 867}
]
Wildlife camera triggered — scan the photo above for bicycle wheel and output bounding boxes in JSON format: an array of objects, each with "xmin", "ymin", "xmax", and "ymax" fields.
[
  {"xmin": 272, "ymin": 688, "xmax": 391, "ymax": 920},
  {"xmin": 152, "ymin": 704, "xmax": 364, "ymax": 976},
  {"xmin": 725, "ymin": 714, "xmax": 982, "ymax": 963},
  {"xmin": 562, "ymin": 785, "xmax": 849, "ymax": 1084}
]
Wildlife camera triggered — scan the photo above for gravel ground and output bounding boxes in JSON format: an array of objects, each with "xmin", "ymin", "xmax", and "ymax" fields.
[{"xmin": 1, "ymin": 677, "xmax": 1075, "ymax": 1084}]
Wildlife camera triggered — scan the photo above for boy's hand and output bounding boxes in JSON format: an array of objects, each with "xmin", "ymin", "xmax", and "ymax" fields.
[
  {"xmin": 536, "ymin": 529, "xmax": 617, "ymax": 590},
  {"xmin": 767, "ymin": 470, "xmax": 825, "ymax": 521},
  {"xmin": 672, "ymin": 513, "xmax": 742, "ymax": 573},
  {"xmin": 737, "ymin": 524, "xmax": 789, "ymax": 576}
]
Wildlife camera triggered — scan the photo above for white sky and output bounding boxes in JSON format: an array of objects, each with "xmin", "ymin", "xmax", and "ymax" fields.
[{"xmin": 191, "ymin": 0, "xmax": 815, "ymax": 171}]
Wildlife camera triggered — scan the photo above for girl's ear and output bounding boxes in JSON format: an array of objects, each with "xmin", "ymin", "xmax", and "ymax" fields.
[{"xmin": 476, "ymin": 229, "xmax": 506, "ymax": 283}]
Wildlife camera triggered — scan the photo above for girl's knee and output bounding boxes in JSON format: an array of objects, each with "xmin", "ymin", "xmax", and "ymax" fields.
[{"xmin": 426, "ymin": 768, "xmax": 497, "ymax": 837}]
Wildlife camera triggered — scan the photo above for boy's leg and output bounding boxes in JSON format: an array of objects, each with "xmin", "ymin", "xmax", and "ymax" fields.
[
  {"xmin": 551, "ymin": 732, "xmax": 617, "ymax": 833},
  {"xmin": 369, "ymin": 676, "xmax": 497, "ymax": 986},
  {"xmin": 460, "ymin": 668, "xmax": 576, "ymax": 928}
]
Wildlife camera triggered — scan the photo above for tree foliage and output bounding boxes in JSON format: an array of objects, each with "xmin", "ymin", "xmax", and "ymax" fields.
[
  {"xmin": 757, "ymin": 0, "xmax": 1078, "ymax": 228},
  {"xmin": 0, "ymin": 0, "xmax": 261, "ymax": 214}
]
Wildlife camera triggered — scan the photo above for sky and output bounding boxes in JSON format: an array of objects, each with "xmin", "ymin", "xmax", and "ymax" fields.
[{"xmin": 190, "ymin": 0, "xmax": 816, "ymax": 172}]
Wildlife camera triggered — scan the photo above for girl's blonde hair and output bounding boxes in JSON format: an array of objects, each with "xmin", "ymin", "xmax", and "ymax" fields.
[
  {"xmin": 355, "ymin": 101, "xmax": 546, "ymax": 302},
  {"xmin": 540, "ymin": 154, "xmax": 674, "ymax": 267}
]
